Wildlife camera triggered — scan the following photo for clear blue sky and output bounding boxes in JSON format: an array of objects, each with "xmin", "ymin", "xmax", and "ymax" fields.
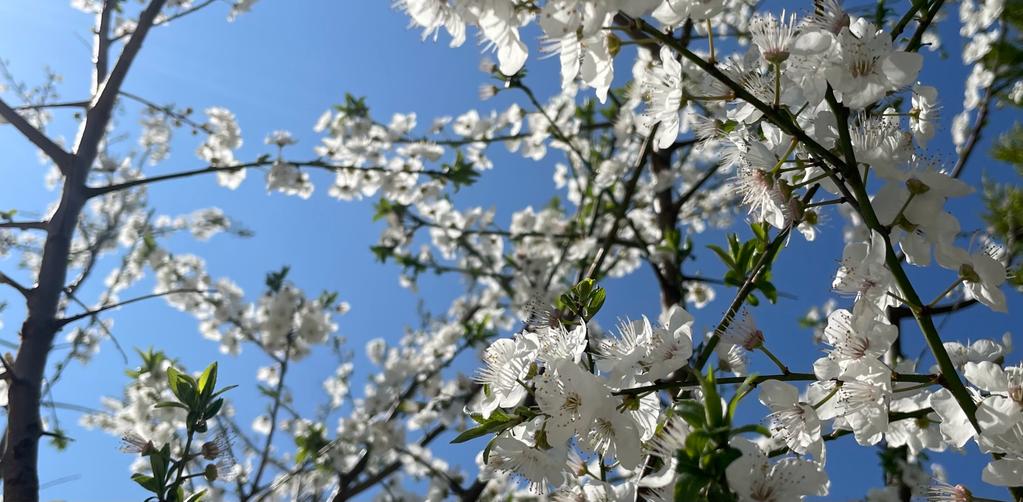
[{"xmin": 0, "ymin": 1, "xmax": 1019, "ymax": 500}]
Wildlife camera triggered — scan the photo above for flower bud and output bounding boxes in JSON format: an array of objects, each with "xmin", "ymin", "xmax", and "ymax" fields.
[{"xmin": 204, "ymin": 463, "xmax": 219, "ymax": 482}]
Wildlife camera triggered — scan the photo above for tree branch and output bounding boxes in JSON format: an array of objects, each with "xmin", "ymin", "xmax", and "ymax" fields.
[
  {"xmin": 0, "ymin": 221, "xmax": 47, "ymax": 231},
  {"xmin": 0, "ymin": 99, "xmax": 72, "ymax": 173},
  {"xmin": 0, "ymin": 271, "xmax": 31, "ymax": 298},
  {"xmin": 86, "ymin": 159, "xmax": 452, "ymax": 197},
  {"xmin": 110, "ymin": 0, "xmax": 218, "ymax": 42},
  {"xmin": 56, "ymin": 288, "xmax": 210, "ymax": 326},
  {"xmin": 583, "ymin": 128, "xmax": 657, "ymax": 281}
]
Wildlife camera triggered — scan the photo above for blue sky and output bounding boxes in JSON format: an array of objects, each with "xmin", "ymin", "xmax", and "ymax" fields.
[{"xmin": 0, "ymin": 1, "xmax": 1020, "ymax": 500}]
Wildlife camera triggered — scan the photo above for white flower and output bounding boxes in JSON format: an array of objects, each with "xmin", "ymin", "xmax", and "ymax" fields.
[
  {"xmin": 886, "ymin": 394, "xmax": 945, "ymax": 455},
  {"xmin": 653, "ymin": 0, "xmax": 726, "ymax": 24},
  {"xmin": 538, "ymin": 4, "xmax": 616, "ymax": 102},
  {"xmin": 910, "ymin": 84, "xmax": 940, "ymax": 147},
  {"xmin": 535, "ymin": 323, "xmax": 587, "ymax": 364},
  {"xmin": 814, "ymin": 362, "xmax": 892, "ymax": 445},
  {"xmin": 818, "ymin": 308, "xmax": 897, "ymax": 367},
  {"xmin": 825, "ymin": 18, "xmax": 922, "ymax": 109},
  {"xmin": 266, "ymin": 160, "xmax": 313, "ymax": 199},
  {"xmin": 535, "ymin": 359, "xmax": 610, "ymax": 445},
  {"xmin": 964, "ymin": 361, "xmax": 1023, "ymax": 434},
  {"xmin": 930, "ymin": 388, "xmax": 977, "ymax": 448},
  {"xmin": 727, "ymin": 141, "xmax": 794, "ymax": 229},
  {"xmin": 942, "ymin": 336, "xmax": 1010, "ymax": 371},
  {"xmin": 720, "ymin": 309, "xmax": 764, "ymax": 351},
  {"xmin": 645, "ymin": 416, "xmax": 691, "ymax": 465},
  {"xmin": 983, "ymin": 458, "xmax": 1023, "ymax": 487},
  {"xmin": 580, "ymin": 403, "xmax": 643, "ymax": 470},
  {"xmin": 474, "ymin": 334, "xmax": 538, "ymax": 418},
  {"xmin": 264, "ymin": 130, "xmax": 296, "ymax": 147},
  {"xmin": 476, "ymin": 2, "xmax": 528, "ymax": 76},
  {"xmin": 487, "ymin": 437, "xmax": 568, "ymax": 494},
  {"xmin": 833, "ymin": 230, "xmax": 894, "ymax": 306},
  {"xmin": 725, "ymin": 437, "xmax": 829, "ymax": 501},
  {"xmin": 642, "ymin": 46, "xmax": 685, "ymax": 150},
  {"xmin": 642, "ymin": 305, "xmax": 694, "ymax": 381},
  {"xmin": 759, "ymin": 380, "xmax": 823, "ymax": 456},
  {"xmin": 750, "ymin": 11, "xmax": 799, "ymax": 64},
  {"xmin": 598, "ymin": 317, "xmax": 653, "ymax": 386},
  {"xmin": 936, "ymin": 245, "xmax": 1008, "ymax": 313},
  {"xmin": 197, "ymin": 107, "xmax": 245, "ymax": 188},
  {"xmin": 685, "ymin": 281, "xmax": 716, "ymax": 309}
]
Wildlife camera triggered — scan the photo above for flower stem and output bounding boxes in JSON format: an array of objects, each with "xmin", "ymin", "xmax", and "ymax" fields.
[
  {"xmin": 758, "ymin": 345, "xmax": 790, "ymax": 374},
  {"xmin": 928, "ymin": 278, "xmax": 964, "ymax": 307},
  {"xmin": 812, "ymin": 382, "xmax": 842, "ymax": 410},
  {"xmin": 773, "ymin": 62, "xmax": 781, "ymax": 108},
  {"xmin": 706, "ymin": 20, "xmax": 716, "ymax": 63}
]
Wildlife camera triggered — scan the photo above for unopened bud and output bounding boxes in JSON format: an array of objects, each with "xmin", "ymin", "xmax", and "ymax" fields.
[
  {"xmin": 201, "ymin": 441, "xmax": 221, "ymax": 461},
  {"xmin": 204, "ymin": 463, "xmax": 219, "ymax": 482}
]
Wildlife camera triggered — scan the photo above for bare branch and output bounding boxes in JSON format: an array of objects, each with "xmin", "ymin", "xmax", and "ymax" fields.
[
  {"xmin": 92, "ymin": 0, "xmax": 114, "ymax": 93},
  {"xmin": 0, "ymin": 271, "xmax": 32, "ymax": 298},
  {"xmin": 583, "ymin": 128, "xmax": 657, "ymax": 281},
  {"xmin": 86, "ymin": 159, "xmax": 452, "ymax": 198},
  {"xmin": 0, "ymin": 221, "xmax": 47, "ymax": 231},
  {"xmin": 110, "ymin": 0, "xmax": 219, "ymax": 42},
  {"xmin": 0, "ymin": 99, "xmax": 73, "ymax": 173},
  {"xmin": 56, "ymin": 288, "xmax": 210, "ymax": 327},
  {"xmin": 12, "ymin": 101, "xmax": 89, "ymax": 111}
]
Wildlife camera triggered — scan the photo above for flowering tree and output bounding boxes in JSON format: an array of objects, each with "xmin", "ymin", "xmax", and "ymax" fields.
[{"xmin": 0, "ymin": 0, "xmax": 1022, "ymax": 501}]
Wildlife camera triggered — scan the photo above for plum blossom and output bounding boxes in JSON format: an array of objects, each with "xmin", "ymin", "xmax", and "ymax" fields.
[{"xmin": 725, "ymin": 437, "xmax": 829, "ymax": 501}]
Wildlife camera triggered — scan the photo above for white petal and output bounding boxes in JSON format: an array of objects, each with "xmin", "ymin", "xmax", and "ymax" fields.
[
  {"xmin": 975, "ymin": 396, "xmax": 1022, "ymax": 434},
  {"xmin": 929, "ymin": 389, "xmax": 975, "ymax": 448},
  {"xmin": 882, "ymin": 52, "xmax": 923, "ymax": 87},
  {"xmin": 964, "ymin": 361, "xmax": 1009, "ymax": 393},
  {"xmin": 759, "ymin": 379, "xmax": 800, "ymax": 409},
  {"xmin": 983, "ymin": 458, "xmax": 1023, "ymax": 486}
]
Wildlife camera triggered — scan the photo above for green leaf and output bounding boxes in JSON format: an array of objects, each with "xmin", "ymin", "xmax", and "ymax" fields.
[
  {"xmin": 726, "ymin": 374, "xmax": 759, "ymax": 422},
  {"xmin": 198, "ymin": 362, "xmax": 218, "ymax": 397},
  {"xmin": 166, "ymin": 367, "xmax": 182, "ymax": 400},
  {"xmin": 450, "ymin": 424, "xmax": 494, "ymax": 444},
  {"xmin": 184, "ymin": 490, "xmax": 207, "ymax": 502},
  {"xmin": 150, "ymin": 451, "xmax": 168, "ymax": 484},
  {"xmin": 209, "ymin": 384, "xmax": 239, "ymax": 400},
  {"xmin": 674, "ymin": 473, "xmax": 707, "ymax": 501},
  {"xmin": 131, "ymin": 473, "xmax": 161, "ymax": 493},
  {"xmin": 674, "ymin": 400, "xmax": 706, "ymax": 428},
  {"xmin": 154, "ymin": 401, "xmax": 189, "ymax": 410},
  {"xmin": 265, "ymin": 266, "xmax": 291, "ymax": 293},
  {"xmin": 707, "ymin": 244, "xmax": 734, "ymax": 269},
  {"xmin": 700, "ymin": 368, "xmax": 723, "ymax": 428},
  {"xmin": 750, "ymin": 222, "xmax": 768, "ymax": 243},
  {"xmin": 204, "ymin": 398, "xmax": 225, "ymax": 420},
  {"xmin": 482, "ymin": 437, "xmax": 497, "ymax": 464},
  {"xmin": 729, "ymin": 424, "xmax": 771, "ymax": 438}
]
